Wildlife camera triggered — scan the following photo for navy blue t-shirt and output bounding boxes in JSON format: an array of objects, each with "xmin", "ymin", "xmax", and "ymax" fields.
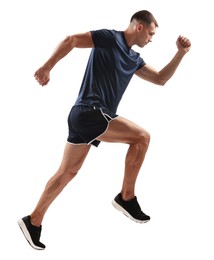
[{"xmin": 74, "ymin": 29, "xmax": 146, "ymax": 113}]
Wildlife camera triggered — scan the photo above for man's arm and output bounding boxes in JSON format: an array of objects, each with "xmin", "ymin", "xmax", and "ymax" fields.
[
  {"xmin": 135, "ymin": 35, "xmax": 191, "ymax": 86},
  {"xmin": 34, "ymin": 32, "xmax": 94, "ymax": 86}
]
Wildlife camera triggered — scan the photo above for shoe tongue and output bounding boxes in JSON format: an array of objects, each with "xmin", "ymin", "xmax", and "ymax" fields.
[
  {"xmin": 129, "ymin": 196, "xmax": 137, "ymax": 202},
  {"xmin": 124, "ymin": 196, "xmax": 137, "ymax": 204}
]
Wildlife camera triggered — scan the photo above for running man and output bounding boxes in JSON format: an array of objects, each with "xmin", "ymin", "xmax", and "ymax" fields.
[{"xmin": 18, "ymin": 10, "xmax": 191, "ymax": 250}]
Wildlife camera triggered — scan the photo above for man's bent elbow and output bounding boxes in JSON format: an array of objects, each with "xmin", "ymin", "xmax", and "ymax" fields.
[
  {"xmin": 154, "ymin": 78, "xmax": 167, "ymax": 86},
  {"xmin": 64, "ymin": 35, "xmax": 75, "ymax": 46}
]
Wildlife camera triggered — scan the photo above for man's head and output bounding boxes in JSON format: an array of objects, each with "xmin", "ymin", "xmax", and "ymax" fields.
[
  {"xmin": 130, "ymin": 10, "xmax": 158, "ymax": 28},
  {"xmin": 126, "ymin": 10, "xmax": 158, "ymax": 48}
]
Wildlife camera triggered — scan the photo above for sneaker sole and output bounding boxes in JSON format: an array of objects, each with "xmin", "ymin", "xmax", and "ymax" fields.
[
  {"xmin": 18, "ymin": 219, "xmax": 45, "ymax": 250},
  {"xmin": 112, "ymin": 200, "xmax": 150, "ymax": 224}
]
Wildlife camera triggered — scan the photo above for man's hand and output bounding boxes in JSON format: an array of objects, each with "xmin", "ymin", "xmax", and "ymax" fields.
[
  {"xmin": 176, "ymin": 35, "xmax": 191, "ymax": 54},
  {"xmin": 34, "ymin": 67, "xmax": 50, "ymax": 86}
]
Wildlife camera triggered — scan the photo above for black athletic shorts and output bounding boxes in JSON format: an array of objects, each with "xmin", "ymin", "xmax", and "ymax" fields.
[{"xmin": 67, "ymin": 105, "xmax": 118, "ymax": 147}]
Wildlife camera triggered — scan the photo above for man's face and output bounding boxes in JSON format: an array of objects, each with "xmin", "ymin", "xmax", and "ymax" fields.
[{"xmin": 136, "ymin": 22, "xmax": 156, "ymax": 48}]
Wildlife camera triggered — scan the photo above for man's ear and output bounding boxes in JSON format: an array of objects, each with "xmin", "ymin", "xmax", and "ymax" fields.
[{"xmin": 136, "ymin": 23, "xmax": 143, "ymax": 32}]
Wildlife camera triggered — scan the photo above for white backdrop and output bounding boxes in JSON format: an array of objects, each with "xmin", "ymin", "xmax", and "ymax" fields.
[{"xmin": 1, "ymin": 0, "xmax": 214, "ymax": 259}]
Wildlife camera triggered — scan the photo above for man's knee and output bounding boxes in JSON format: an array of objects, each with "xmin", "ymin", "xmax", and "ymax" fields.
[{"xmin": 138, "ymin": 129, "xmax": 150, "ymax": 148}]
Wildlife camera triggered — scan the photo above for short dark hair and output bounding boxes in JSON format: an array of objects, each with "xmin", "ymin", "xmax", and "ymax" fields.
[{"xmin": 130, "ymin": 10, "xmax": 158, "ymax": 27}]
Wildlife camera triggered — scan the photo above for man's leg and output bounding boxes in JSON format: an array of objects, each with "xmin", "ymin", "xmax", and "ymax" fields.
[
  {"xmin": 98, "ymin": 116, "xmax": 150, "ymax": 223},
  {"xmin": 18, "ymin": 143, "xmax": 91, "ymax": 249},
  {"xmin": 31, "ymin": 143, "xmax": 91, "ymax": 226}
]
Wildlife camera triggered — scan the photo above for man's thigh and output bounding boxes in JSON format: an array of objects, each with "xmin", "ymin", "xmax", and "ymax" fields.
[
  {"xmin": 59, "ymin": 143, "xmax": 91, "ymax": 173},
  {"xmin": 98, "ymin": 116, "xmax": 149, "ymax": 144}
]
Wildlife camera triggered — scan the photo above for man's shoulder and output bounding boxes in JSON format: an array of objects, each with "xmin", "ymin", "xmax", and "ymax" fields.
[
  {"xmin": 90, "ymin": 29, "xmax": 122, "ymax": 47},
  {"xmin": 91, "ymin": 29, "xmax": 119, "ymax": 37}
]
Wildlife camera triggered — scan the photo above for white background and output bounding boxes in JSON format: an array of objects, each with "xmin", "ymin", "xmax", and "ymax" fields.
[{"xmin": 1, "ymin": 0, "xmax": 214, "ymax": 259}]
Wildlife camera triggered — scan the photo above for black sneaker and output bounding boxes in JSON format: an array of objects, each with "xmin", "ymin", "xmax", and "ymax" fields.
[
  {"xmin": 112, "ymin": 193, "xmax": 150, "ymax": 223},
  {"xmin": 18, "ymin": 215, "xmax": 46, "ymax": 250}
]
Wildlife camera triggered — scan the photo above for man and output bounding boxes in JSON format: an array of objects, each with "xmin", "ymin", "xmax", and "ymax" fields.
[{"xmin": 18, "ymin": 10, "xmax": 191, "ymax": 250}]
